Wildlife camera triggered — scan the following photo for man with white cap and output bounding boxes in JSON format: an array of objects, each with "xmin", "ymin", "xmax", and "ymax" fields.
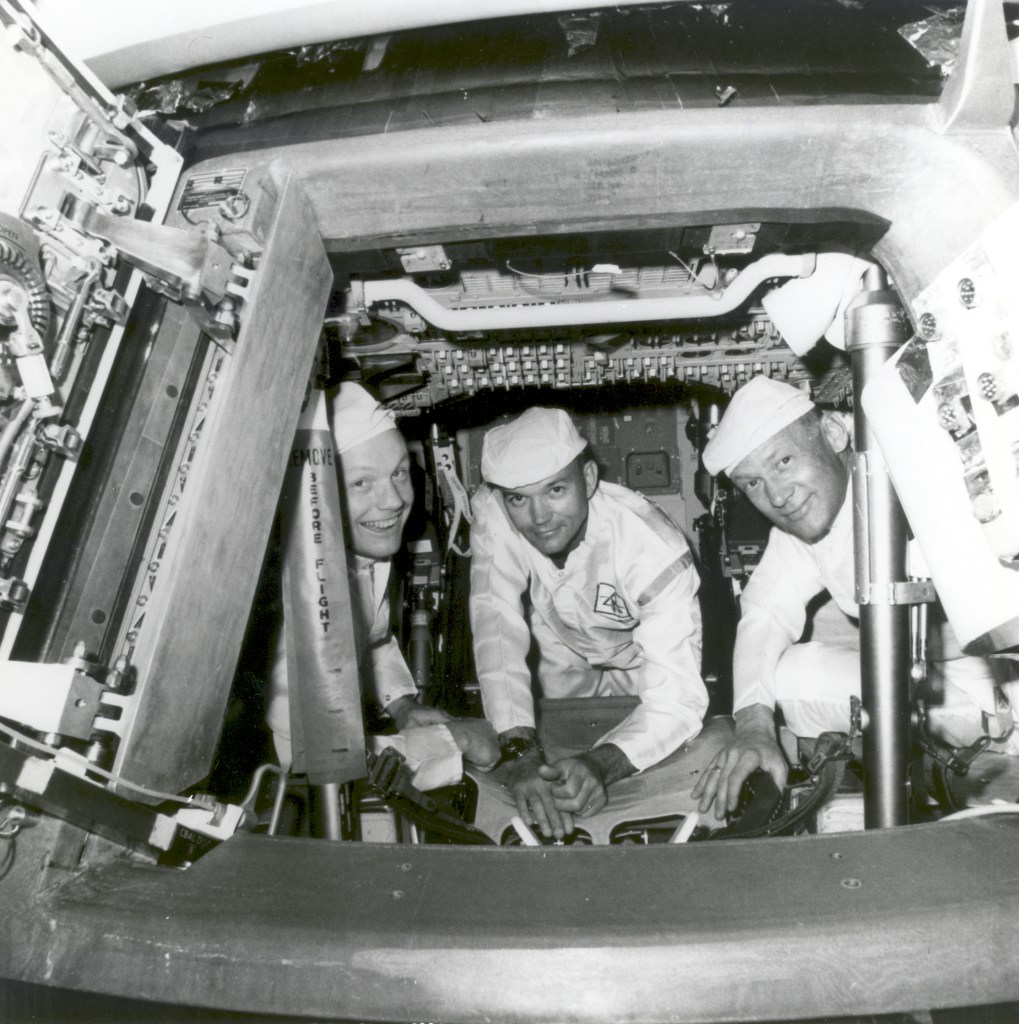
[
  {"xmin": 267, "ymin": 383, "xmax": 498, "ymax": 782},
  {"xmin": 691, "ymin": 375, "xmax": 1016, "ymax": 820},
  {"xmin": 470, "ymin": 406, "xmax": 707, "ymax": 840}
]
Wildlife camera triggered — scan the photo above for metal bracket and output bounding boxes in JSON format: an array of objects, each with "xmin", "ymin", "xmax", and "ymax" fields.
[
  {"xmin": 1, "ymin": 0, "xmax": 140, "ymax": 163},
  {"xmin": 857, "ymin": 579, "xmax": 938, "ymax": 606},
  {"xmin": 38, "ymin": 422, "xmax": 82, "ymax": 459},
  {"xmin": 0, "ymin": 660, "xmax": 107, "ymax": 739},
  {"xmin": 704, "ymin": 223, "xmax": 760, "ymax": 255},
  {"xmin": 86, "ymin": 286, "xmax": 129, "ymax": 326},
  {"xmin": 0, "ymin": 575, "xmax": 29, "ymax": 611},
  {"xmin": 397, "ymin": 244, "xmax": 451, "ymax": 273},
  {"xmin": 75, "ymin": 207, "xmax": 252, "ymax": 352}
]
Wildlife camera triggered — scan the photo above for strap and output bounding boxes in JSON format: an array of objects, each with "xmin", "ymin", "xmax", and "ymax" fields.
[
  {"xmin": 367, "ymin": 747, "xmax": 494, "ymax": 845},
  {"xmin": 636, "ymin": 551, "xmax": 693, "ymax": 606},
  {"xmin": 711, "ymin": 726, "xmax": 854, "ymax": 841}
]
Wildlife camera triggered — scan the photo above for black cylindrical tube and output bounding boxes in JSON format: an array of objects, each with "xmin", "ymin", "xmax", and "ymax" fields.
[
  {"xmin": 410, "ymin": 608, "xmax": 433, "ymax": 694},
  {"xmin": 846, "ymin": 266, "xmax": 912, "ymax": 829}
]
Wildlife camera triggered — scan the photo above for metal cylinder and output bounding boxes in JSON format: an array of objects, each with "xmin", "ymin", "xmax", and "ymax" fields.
[
  {"xmin": 311, "ymin": 782, "xmax": 343, "ymax": 840},
  {"xmin": 409, "ymin": 607, "xmax": 432, "ymax": 694},
  {"xmin": 845, "ymin": 265, "xmax": 913, "ymax": 829}
]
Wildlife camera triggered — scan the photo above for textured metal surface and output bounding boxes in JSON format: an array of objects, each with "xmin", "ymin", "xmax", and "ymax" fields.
[{"xmin": 1, "ymin": 817, "xmax": 1016, "ymax": 1022}]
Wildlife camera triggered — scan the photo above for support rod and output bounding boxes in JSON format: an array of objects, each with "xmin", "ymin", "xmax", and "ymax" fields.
[
  {"xmin": 846, "ymin": 265, "xmax": 912, "ymax": 829},
  {"xmin": 313, "ymin": 782, "xmax": 343, "ymax": 840}
]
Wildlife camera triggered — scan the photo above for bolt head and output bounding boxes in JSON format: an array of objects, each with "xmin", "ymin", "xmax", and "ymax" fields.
[{"xmin": 918, "ymin": 312, "xmax": 939, "ymax": 340}]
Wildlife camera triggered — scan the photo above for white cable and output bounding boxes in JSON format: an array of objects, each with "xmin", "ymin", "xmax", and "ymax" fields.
[
  {"xmin": 669, "ymin": 812, "xmax": 701, "ymax": 844},
  {"xmin": 510, "ymin": 814, "xmax": 541, "ymax": 846},
  {"xmin": 434, "ymin": 443, "xmax": 472, "ymax": 557}
]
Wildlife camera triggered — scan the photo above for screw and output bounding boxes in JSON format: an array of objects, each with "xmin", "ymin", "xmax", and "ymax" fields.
[
  {"xmin": 977, "ymin": 372, "xmax": 999, "ymax": 402},
  {"xmin": 958, "ymin": 278, "xmax": 976, "ymax": 307},
  {"xmin": 919, "ymin": 312, "xmax": 938, "ymax": 340},
  {"xmin": 841, "ymin": 878, "xmax": 862, "ymax": 890}
]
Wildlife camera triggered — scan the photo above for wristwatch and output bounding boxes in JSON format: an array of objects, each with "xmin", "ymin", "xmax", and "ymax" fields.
[{"xmin": 499, "ymin": 736, "xmax": 541, "ymax": 763}]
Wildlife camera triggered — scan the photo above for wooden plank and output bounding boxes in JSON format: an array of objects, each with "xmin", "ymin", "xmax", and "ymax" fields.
[{"xmin": 110, "ymin": 170, "xmax": 332, "ymax": 796}]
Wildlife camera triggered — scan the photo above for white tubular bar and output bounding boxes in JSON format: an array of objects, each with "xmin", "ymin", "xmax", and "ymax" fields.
[{"xmin": 363, "ymin": 253, "xmax": 812, "ymax": 332}]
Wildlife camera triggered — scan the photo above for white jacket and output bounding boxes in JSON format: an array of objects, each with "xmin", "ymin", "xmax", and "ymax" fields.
[
  {"xmin": 733, "ymin": 492, "xmax": 1006, "ymax": 723},
  {"xmin": 470, "ymin": 480, "xmax": 707, "ymax": 771},
  {"xmin": 733, "ymin": 494, "xmax": 856, "ymax": 716}
]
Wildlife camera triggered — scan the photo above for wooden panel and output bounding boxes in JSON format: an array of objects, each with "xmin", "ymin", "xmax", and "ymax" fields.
[{"xmin": 110, "ymin": 170, "xmax": 332, "ymax": 796}]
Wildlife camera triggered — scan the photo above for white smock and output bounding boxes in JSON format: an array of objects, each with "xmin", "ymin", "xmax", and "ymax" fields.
[
  {"xmin": 734, "ymin": 493, "xmax": 1018, "ymax": 748},
  {"xmin": 470, "ymin": 480, "xmax": 707, "ymax": 772}
]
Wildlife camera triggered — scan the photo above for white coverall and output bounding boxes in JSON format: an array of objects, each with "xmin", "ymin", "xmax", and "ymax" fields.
[
  {"xmin": 734, "ymin": 493, "xmax": 1018, "ymax": 748},
  {"xmin": 470, "ymin": 480, "xmax": 708, "ymax": 772}
]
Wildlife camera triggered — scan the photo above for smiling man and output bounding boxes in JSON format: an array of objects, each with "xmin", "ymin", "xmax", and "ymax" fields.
[
  {"xmin": 267, "ymin": 383, "xmax": 498, "ymax": 778},
  {"xmin": 470, "ymin": 407, "xmax": 707, "ymax": 840},
  {"xmin": 692, "ymin": 376, "xmax": 1017, "ymax": 821}
]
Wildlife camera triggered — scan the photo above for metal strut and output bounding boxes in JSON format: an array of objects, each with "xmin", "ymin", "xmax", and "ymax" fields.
[{"xmin": 846, "ymin": 266, "xmax": 913, "ymax": 828}]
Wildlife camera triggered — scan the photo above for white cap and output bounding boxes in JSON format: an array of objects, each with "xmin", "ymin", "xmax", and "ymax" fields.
[
  {"xmin": 481, "ymin": 407, "xmax": 587, "ymax": 488},
  {"xmin": 328, "ymin": 382, "xmax": 397, "ymax": 454},
  {"xmin": 702, "ymin": 376, "xmax": 815, "ymax": 477}
]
